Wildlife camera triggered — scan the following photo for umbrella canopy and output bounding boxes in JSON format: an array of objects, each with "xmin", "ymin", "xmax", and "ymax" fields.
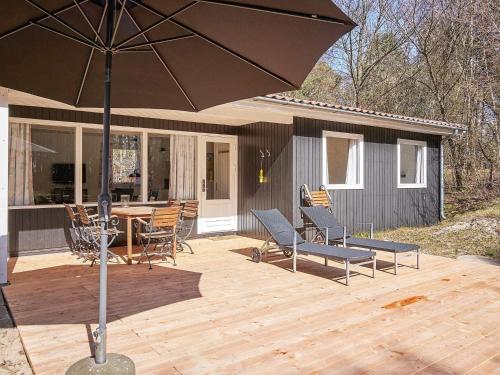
[
  {"xmin": 0, "ymin": 0, "xmax": 355, "ymax": 369},
  {"xmin": 0, "ymin": 0, "xmax": 354, "ymax": 111}
]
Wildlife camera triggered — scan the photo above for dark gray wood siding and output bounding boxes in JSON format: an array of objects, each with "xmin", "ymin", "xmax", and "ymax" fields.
[
  {"xmin": 293, "ymin": 117, "xmax": 441, "ymax": 233},
  {"xmin": 10, "ymin": 105, "xmax": 239, "ymax": 135},
  {"xmin": 8, "ymin": 203, "xmax": 171, "ymax": 256},
  {"xmin": 237, "ymin": 122, "xmax": 294, "ymax": 239},
  {"xmin": 8, "ymin": 106, "xmax": 237, "ymax": 256},
  {"xmin": 8, "ymin": 208, "xmax": 70, "ymax": 256},
  {"xmin": 8, "ymin": 106, "xmax": 442, "ymax": 253}
]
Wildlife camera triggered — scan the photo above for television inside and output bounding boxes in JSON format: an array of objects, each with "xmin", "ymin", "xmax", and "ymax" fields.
[{"xmin": 52, "ymin": 164, "xmax": 86, "ymax": 184}]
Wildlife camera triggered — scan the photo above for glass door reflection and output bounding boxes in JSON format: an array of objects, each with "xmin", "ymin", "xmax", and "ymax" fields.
[{"xmin": 205, "ymin": 142, "xmax": 230, "ymax": 200}]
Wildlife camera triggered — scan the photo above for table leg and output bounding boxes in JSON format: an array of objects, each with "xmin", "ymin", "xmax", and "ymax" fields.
[{"xmin": 127, "ymin": 217, "xmax": 133, "ymax": 265}]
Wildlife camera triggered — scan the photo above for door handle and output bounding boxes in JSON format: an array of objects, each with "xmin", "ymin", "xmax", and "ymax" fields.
[{"xmin": 202, "ymin": 179, "xmax": 206, "ymax": 193}]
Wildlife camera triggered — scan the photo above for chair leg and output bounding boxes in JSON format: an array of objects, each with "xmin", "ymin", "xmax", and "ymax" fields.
[
  {"xmin": 292, "ymin": 249, "xmax": 297, "ymax": 273},
  {"xmin": 147, "ymin": 254, "xmax": 152, "ymax": 270},
  {"xmin": 416, "ymin": 249, "xmax": 420, "ymax": 269},
  {"xmin": 143, "ymin": 243, "xmax": 155, "ymax": 270},
  {"xmin": 394, "ymin": 253, "xmax": 398, "ymax": 275},
  {"xmin": 185, "ymin": 241, "xmax": 194, "ymax": 255},
  {"xmin": 172, "ymin": 236, "xmax": 177, "ymax": 266},
  {"xmin": 324, "ymin": 257, "xmax": 328, "ymax": 267},
  {"xmin": 372, "ymin": 256, "xmax": 376, "ymax": 278}
]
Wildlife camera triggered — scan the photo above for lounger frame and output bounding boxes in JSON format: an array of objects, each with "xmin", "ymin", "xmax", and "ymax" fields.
[
  {"xmin": 251, "ymin": 210, "xmax": 376, "ymax": 286},
  {"xmin": 301, "ymin": 206, "xmax": 420, "ymax": 275}
]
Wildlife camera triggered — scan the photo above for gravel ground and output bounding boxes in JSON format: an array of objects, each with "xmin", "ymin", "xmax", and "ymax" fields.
[{"xmin": 0, "ymin": 291, "xmax": 32, "ymax": 375}]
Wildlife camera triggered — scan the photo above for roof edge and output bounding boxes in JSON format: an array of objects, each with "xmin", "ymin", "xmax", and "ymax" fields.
[{"xmin": 256, "ymin": 94, "xmax": 466, "ymax": 132}]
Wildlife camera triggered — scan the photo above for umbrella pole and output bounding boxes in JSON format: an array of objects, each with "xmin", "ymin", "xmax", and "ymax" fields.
[
  {"xmin": 67, "ymin": 2, "xmax": 134, "ymax": 374},
  {"xmin": 95, "ymin": 0, "xmax": 115, "ymax": 365}
]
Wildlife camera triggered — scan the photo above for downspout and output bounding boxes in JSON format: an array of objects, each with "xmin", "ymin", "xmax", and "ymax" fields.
[{"xmin": 440, "ymin": 129, "xmax": 460, "ymax": 220}]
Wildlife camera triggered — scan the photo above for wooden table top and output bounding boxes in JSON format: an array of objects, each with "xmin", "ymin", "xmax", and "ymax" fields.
[{"xmin": 112, "ymin": 206, "xmax": 154, "ymax": 218}]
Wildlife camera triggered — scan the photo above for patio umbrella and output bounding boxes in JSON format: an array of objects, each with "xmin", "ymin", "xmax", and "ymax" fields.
[{"xmin": 0, "ymin": 0, "xmax": 355, "ymax": 370}]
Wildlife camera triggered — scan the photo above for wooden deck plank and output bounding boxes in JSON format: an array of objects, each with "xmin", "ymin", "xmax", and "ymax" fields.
[{"xmin": 2, "ymin": 236, "xmax": 499, "ymax": 374}]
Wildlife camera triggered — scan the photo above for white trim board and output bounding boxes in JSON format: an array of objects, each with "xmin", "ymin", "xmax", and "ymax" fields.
[
  {"xmin": 7, "ymin": 88, "xmax": 461, "ymax": 135},
  {"xmin": 0, "ymin": 88, "xmax": 9, "ymax": 284},
  {"xmin": 322, "ymin": 130, "xmax": 364, "ymax": 190},
  {"xmin": 397, "ymin": 138, "xmax": 427, "ymax": 189},
  {"xmin": 249, "ymin": 97, "xmax": 459, "ymax": 135},
  {"xmin": 7, "ymin": 118, "xmax": 237, "ymax": 210}
]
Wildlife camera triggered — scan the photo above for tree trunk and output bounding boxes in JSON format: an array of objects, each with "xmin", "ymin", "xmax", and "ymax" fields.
[{"xmin": 447, "ymin": 137, "xmax": 463, "ymax": 190}]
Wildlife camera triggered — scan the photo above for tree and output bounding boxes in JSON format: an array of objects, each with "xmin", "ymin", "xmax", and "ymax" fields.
[
  {"xmin": 286, "ymin": 0, "xmax": 499, "ymax": 192},
  {"xmin": 285, "ymin": 62, "xmax": 342, "ymax": 104}
]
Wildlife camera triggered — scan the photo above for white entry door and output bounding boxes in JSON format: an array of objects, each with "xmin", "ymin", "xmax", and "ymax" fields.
[{"xmin": 198, "ymin": 135, "xmax": 237, "ymax": 233}]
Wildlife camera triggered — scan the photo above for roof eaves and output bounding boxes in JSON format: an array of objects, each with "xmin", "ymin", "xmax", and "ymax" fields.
[{"xmin": 259, "ymin": 94, "xmax": 466, "ymax": 131}]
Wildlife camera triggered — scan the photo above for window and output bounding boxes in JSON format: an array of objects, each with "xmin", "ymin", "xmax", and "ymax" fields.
[
  {"xmin": 82, "ymin": 130, "xmax": 142, "ymax": 202},
  {"xmin": 322, "ymin": 131, "xmax": 364, "ymax": 189},
  {"xmin": 8, "ymin": 123, "xmax": 75, "ymax": 206},
  {"xmin": 397, "ymin": 139, "xmax": 427, "ymax": 188},
  {"xmin": 148, "ymin": 134, "xmax": 170, "ymax": 201},
  {"xmin": 8, "ymin": 122, "xmax": 201, "ymax": 207},
  {"xmin": 206, "ymin": 142, "xmax": 230, "ymax": 200}
]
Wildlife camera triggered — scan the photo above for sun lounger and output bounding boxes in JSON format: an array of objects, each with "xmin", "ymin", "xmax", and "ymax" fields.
[
  {"xmin": 300, "ymin": 206, "xmax": 420, "ymax": 274},
  {"xmin": 251, "ymin": 209, "xmax": 376, "ymax": 285}
]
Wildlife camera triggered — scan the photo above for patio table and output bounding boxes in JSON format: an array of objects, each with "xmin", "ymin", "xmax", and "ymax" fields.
[{"xmin": 112, "ymin": 206, "xmax": 154, "ymax": 265}]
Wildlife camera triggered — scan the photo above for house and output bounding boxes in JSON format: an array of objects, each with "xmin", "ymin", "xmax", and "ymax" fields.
[{"xmin": 0, "ymin": 89, "xmax": 465, "ymax": 261}]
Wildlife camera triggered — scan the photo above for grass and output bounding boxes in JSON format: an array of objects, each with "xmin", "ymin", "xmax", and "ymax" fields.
[{"xmin": 372, "ymin": 198, "xmax": 500, "ymax": 259}]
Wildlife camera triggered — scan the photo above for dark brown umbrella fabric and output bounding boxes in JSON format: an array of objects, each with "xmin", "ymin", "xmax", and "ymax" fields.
[
  {"xmin": 0, "ymin": 0, "xmax": 355, "ymax": 111},
  {"xmin": 0, "ymin": 0, "xmax": 355, "ymax": 368}
]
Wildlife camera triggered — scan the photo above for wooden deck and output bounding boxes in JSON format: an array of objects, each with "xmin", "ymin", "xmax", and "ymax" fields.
[{"xmin": 3, "ymin": 236, "xmax": 500, "ymax": 374}]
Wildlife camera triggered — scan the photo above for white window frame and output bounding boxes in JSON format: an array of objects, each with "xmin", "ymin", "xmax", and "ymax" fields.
[
  {"xmin": 397, "ymin": 138, "xmax": 427, "ymax": 189},
  {"xmin": 7, "ymin": 117, "xmax": 236, "ymax": 209},
  {"xmin": 322, "ymin": 130, "xmax": 364, "ymax": 190}
]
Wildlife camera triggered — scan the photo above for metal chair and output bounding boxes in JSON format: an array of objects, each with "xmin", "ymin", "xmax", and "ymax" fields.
[
  {"xmin": 135, "ymin": 206, "xmax": 181, "ymax": 269},
  {"xmin": 75, "ymin": 204, "xmax": 121, "ymax": 265},
  {"xmin": 63, "ymin": 204, "xmax": 85, "ymax": 257},
  {"xmin": 177, "ymin": 200, "xmax": 198, "ymax": 254}
]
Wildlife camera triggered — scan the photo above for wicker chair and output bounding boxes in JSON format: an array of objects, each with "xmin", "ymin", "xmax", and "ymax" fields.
[{"xmin": 135, "ymin": 206, "xmax": 181, "ymax": 269}]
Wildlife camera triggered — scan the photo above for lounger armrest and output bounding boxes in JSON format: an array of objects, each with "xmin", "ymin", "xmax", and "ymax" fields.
[
  {"xmin": 265, "ymin": 229, "xmax": 304, "ymax": 248},
  {"xmin": 358, "ymin": 222, "xmax": 374, "ymax": 239},
  {"xmin": 311, "ymin": 226, "xmax": 331, "ymax": 245}
]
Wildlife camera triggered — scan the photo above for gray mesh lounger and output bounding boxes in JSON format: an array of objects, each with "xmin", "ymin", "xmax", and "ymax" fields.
[
  {"xmin": 300, "ymin": 206, "xmax": 420, "ymax": 275},
  {"xmin": 251, "ymin": 209, "xmax": 376, "ymax": 286}
]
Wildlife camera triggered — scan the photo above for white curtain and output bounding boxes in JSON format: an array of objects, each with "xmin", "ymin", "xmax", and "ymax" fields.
[
  {"xmin": 169, "ymin": 135, "xmax": 196, "ymax": 200},
  {"xmin": 8, "ymin": 123, "xmax": 34, "ymax": 205},
  {"xmin": 345, "ymin": 139, "xmax": 358, "ymax": 185},
  {"xmin": 415, "ymin": 146, "xmax": 423, "ymax": 184}
]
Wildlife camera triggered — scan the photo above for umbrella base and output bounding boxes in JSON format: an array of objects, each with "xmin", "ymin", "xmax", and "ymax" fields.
[{"xmin": 66, "ymin": 353, "xmax": 135, "ymax": 375}]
